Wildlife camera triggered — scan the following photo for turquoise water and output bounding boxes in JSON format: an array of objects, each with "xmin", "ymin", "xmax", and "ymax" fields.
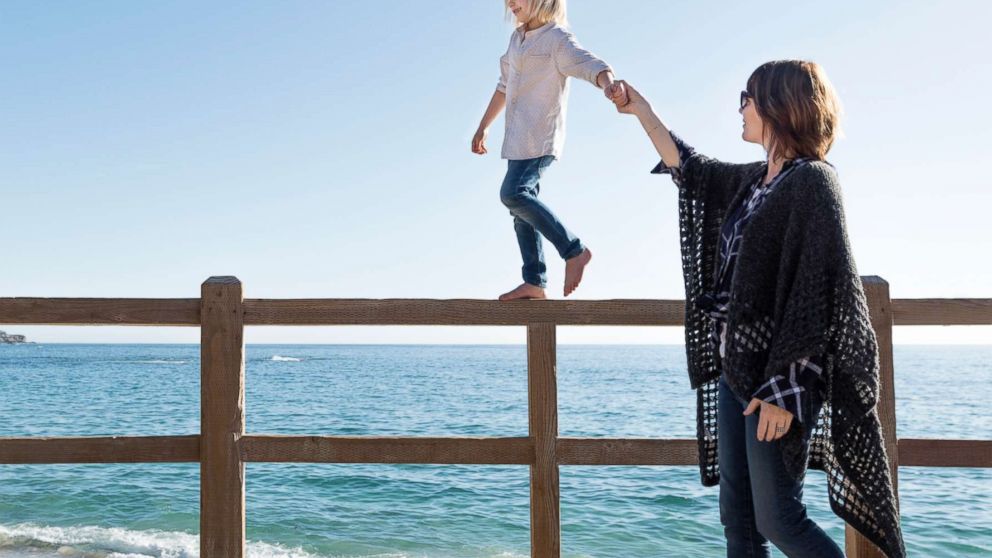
[{"xmin": 0, "ymin": 344, "xmax": 989, "ymax": 557}]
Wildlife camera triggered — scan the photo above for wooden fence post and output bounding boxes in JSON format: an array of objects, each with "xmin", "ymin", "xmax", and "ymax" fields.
[
  {"xmin": 528, "ymin": 324, "xmax": 560, "ymax": 558},
  {"xmin": 201, "ymin": 276, "xmax": 246, "ymax": 558},
  {"xmin": 846, "ymin": 276, "xmax": 899, "ymax": 558}
]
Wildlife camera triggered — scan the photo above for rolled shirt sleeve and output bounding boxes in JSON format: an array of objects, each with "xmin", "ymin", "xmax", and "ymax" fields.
[
  {"xmin": 553, "ymin": 31, "xmax": 611, "ymax": 86},
  {"xmin": 497, "ymin": 50, "xmax": 509, "ymax": 93},
  {"xmin": 751, "ymin": 356, "xmax": 826, "ymax": 423}
]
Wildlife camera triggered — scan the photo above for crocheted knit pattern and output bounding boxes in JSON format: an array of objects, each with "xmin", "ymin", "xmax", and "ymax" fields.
[{"xmin": 674, "ymin": 154, "xmax": 906, "ymax": 558}]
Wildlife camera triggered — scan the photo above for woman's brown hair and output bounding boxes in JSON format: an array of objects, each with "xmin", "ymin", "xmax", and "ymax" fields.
[{"xmin": 746, "ymin": 60, "xmax": 842, "ymax": 161}]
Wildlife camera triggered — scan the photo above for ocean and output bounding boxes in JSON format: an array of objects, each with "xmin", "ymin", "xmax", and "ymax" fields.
[{"xmin": 0, "ymin": 344, "xmax": 989, "ymax": 557}]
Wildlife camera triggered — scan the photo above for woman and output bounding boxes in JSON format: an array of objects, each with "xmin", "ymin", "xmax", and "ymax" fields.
[{"xmin": 616, "ymin": 61, "xmax": 906, "ymax": 558}]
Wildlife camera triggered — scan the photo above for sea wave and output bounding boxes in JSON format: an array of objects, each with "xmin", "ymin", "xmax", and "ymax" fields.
[
  {"xmin": 0, "ymin": 523, "xmax": 322, "ymax": 558},
  {"xmin": 0, "ymin": 523, "xmax": 528, "ymax": 558},
  {"xmin": 270, "ymin": 356, "xmax": 302, "ymax": 362},
  {"xmin": 100, "ymin": 360, "xmax": 190, "ymax": 365}
]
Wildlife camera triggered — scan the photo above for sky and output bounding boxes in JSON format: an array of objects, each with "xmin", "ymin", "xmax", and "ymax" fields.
[{"xmin": 2, "ymin": 1, "xmax": 990, "ymax": 345}]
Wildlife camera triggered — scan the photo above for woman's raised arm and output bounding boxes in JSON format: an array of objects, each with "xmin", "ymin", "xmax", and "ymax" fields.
[{"xmin": 615, "ymin": 80, "xmax": 681, "ymax": 169}]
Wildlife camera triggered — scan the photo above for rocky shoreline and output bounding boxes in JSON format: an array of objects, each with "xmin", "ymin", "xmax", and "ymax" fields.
[{"xmin": 0, "ymin": 330, "xmax": 30, "ymax": 344}]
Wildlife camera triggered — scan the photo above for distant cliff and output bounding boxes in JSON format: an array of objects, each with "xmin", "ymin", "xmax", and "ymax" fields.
[{"xmin": 0, "ymin": 331, "xmax": 29, "ymax": 344}]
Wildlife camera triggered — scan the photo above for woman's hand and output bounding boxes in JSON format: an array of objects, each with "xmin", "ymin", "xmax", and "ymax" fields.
[
  {"xmin": 614, "ymin": 80, "xmax": 648, "ymax": 115},
  {"xmin": 472, "ymin": 127, "xmax": 489, "ymax": 155},
  {"xmin": 744, "ymin": 398, "xmax": 795, "ymax": 441}
]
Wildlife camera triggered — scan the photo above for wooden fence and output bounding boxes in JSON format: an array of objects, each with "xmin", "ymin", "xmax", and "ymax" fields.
[{"xmin": 1, "ymin": 275, "xmax": 990, "ymax": 557}]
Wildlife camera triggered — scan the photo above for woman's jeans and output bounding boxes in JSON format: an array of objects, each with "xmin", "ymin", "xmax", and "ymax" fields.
[
  {"xmin": 500, "ymin": 156, "xmax": 584, "ymax": 288},
  {"xmin": 718, "ymin": 376, "xmax": 843, "ymax": 558}
]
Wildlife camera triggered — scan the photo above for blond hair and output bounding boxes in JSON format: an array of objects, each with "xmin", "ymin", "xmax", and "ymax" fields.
[
  {"xmin": 506, "ymin": 0, "xmax": 568, "ymax": 27},
  {"xmin": 746, "ymin": 60, "xmax": 843, "ymax": 161}
]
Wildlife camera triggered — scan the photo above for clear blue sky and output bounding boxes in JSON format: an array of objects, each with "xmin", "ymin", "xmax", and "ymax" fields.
[{"xmin": 2, "ymin": 1, "xmax": 989, "ymax": 344}]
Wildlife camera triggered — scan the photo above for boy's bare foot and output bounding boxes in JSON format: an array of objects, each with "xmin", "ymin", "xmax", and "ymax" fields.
[
  {"xmin": 564, "ymin": 248, "xmax": 592, "ymax": 297},
  {"xmin": 498, "ymin": 283, "xmax": 547, "ymax": 301}
]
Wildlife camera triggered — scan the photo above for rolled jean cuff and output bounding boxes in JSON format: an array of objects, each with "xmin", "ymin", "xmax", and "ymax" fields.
[{"xmin": 562, "ymin": 241, "xmax": 585, "ymax": 261}]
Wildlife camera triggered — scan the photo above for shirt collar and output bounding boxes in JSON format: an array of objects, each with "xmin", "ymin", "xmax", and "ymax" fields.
[{"xmin": 516, "ymin": 21, "xmax": 555, "ymax": 40}]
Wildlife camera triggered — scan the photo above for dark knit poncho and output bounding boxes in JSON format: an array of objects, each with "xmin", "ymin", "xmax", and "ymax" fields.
[{"xmin": 671, "ymin": 152, "xmax": 906, "ymax": 558}]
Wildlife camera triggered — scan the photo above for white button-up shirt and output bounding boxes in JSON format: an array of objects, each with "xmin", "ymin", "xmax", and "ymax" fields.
[{"xmin": 497, "ymin": 23, "xmax": 611, "ymax": 160}]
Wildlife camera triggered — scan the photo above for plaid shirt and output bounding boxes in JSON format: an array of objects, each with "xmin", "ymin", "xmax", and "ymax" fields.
[{"xmin": 653, "ymin": 134, "xmax": 824, "ymax": 421}]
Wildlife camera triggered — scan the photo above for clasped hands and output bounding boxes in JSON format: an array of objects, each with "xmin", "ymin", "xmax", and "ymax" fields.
[{"xmin": 603, "ymin": 79, "xmax": 644, "ymax": 115}]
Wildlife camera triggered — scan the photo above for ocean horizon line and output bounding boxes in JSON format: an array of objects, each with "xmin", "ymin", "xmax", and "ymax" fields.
[{"xmin": 4, "ymin": 342, "xmax": 991, "ymax": 347}]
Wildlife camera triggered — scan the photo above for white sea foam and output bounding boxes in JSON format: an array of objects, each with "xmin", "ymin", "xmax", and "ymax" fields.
[
  {"xmin": 270, "ymin": 356, "xmax": 301, "ymax": 362},
  {"xmin": 0, "ymin": 523, "xmax": 322, "ymax": 558},
  {"xmin": 0, "ymin": 523, "xmax": 527, "ymax": 557}
]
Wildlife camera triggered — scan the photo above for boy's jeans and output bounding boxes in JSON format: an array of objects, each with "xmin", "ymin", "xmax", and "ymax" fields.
[
  {"xmin": 500, "ymin": 156, "xmax": 584, "ymax": 288},
  {"xmin": 718, "ymin": 376, "xmax": 844, "ymax": 558}
]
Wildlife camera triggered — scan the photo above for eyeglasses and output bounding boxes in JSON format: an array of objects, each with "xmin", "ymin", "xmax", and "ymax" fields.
[{"xmin": 740, "ymin": 90, "xmax": 753, "ymax": 110}]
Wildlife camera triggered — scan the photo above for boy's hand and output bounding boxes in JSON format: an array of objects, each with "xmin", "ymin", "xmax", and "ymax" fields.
[
  {"xmin": 472, "ymin": 128, "xmax": 489, "ymax": 155},
  {"xmin": 604, "ymin": 81, "xmax": 629, "ymax": 107}
]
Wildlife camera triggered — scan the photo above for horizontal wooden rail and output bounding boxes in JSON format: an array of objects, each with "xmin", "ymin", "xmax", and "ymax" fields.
[
  {"xmin": 557, "ymin": 438, "xmax": 699, "ymax": 466},
  {"xmin": 3, "ymin": 297, "xmax": 990, "ymax": 327},
  {"xmin": 240, "ymin": 435, "xmax": 534, "ymax": 464},
  {"xmin": 242, "ymin": 299, "xmax": 685, "ymax": 326},
  {"xmin": 0, "ymin": 298, "xmax": 200, "ymax": 326},
  {"xmin": 4, "ymin": 436, "xmax": 989, "ymax": 469},
  {"xmin": 891, "ymin": 298, "xmax": 992, "ymax": 325},
  {"xmin": 0, "ymin": 435, "xmax": 200, "ymax": 463},
  {"xmin": 898, "ymin": 439, "xmax": 992, "ymax": 468}
]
